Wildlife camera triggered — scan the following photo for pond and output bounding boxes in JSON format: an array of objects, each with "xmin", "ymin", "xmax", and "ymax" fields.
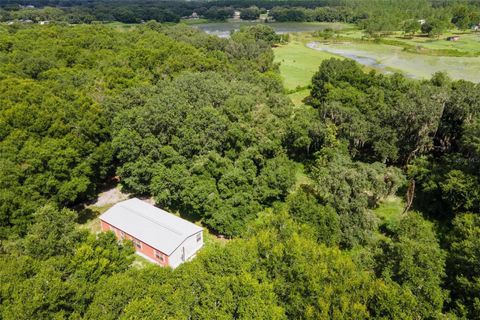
[
  {"xmin": 307, "ymin": 42, "xmax": 395, "ymax": 76},
  {"xmin": 307, "ymin": 41, "xmax": 480, "ymax": 82},
  {"xmin": 193, "ymin": 22, "xmax": 346, "ymax": 38}
]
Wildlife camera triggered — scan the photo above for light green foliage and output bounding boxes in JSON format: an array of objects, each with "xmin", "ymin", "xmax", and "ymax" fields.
[
  {"xmin": 21, "ymin": 204, "xmax": 86, "ymax": 259},
  {"xmin": 402, "ymin": 19, "xmax": 421, "ymax": 36},
  {"xmin": 373, "ymin": 196, "xmax": 404, "ymax": 232},
  {"xmin": 247, "ymin": 211, "xmax": 420, "ymax": 319},
  {"xmin": 375, "ymin": 212, "xmax": 447, "ymax": 318},
  {"xmin": 0, "ymin": 206, "xmax": 133, "ymax": 320}
]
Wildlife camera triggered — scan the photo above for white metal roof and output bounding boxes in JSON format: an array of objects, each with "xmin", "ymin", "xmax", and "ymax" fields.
[{"xmin": 99, "ymin": 198, "xmax": 202, "ymax": 255}]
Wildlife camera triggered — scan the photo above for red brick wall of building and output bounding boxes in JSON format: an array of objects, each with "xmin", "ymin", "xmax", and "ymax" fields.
[{"xmin": 100, "ymin": 220, "xmax": 169, "ymax": 266}]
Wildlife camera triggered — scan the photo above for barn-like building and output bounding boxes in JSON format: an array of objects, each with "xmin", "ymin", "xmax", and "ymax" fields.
[{"xmin": 99, "ymin": 198, "xmax": 203, "ymax": 268}]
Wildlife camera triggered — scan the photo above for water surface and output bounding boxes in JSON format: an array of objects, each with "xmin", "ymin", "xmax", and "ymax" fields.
[
  {"xmin": 194, "ymin": 22, "xmax": 345, "ymax": 38},
  {"xmin": 307, "ymin": 41, "xmax": 480, "ymax": 82}
]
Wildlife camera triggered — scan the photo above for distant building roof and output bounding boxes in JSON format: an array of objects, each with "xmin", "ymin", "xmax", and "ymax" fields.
[{"xmin": 100, "ymin": 198, "xmax": 202, "ymax": 255}]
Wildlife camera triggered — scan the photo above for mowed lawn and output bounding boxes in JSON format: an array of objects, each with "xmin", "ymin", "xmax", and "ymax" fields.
[{"xmin": 274, "ymin": 36, "xmax": 337, "ymax": 90}]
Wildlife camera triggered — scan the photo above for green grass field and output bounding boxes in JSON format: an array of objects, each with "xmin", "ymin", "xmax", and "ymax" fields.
[{"xmin": 274, "ymin": 35, "xmax": 337, "ymax": 90}]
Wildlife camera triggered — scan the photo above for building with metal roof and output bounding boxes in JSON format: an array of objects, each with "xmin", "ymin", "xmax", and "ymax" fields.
[{"xmin": 100, "ymin": 198, "xmax": 203, "ymax": 268}]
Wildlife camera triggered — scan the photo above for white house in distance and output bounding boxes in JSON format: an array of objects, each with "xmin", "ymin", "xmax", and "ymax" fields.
[{"xmin": 99, "ymin": 198, "xmax": 203, "ymax": 268}]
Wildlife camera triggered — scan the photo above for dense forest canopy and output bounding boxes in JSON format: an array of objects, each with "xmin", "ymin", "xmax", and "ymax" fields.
[
  {"xmin": 0, "ymin": 1, "xmax": 480, "ymax": 319},
  {"xmin": 1, "ymin": 0, "xmax": 479, "ymax": 36}
]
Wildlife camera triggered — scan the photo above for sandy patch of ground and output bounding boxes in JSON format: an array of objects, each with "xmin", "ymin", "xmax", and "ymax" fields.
[{"xmin": 92, "ymin": 186, "xmax": 130, "ymax": 207}]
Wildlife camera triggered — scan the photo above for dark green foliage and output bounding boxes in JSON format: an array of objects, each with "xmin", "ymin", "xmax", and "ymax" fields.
[
  {"xmin": 309, "ymin": 59, "xmax": 448, "ymax": 165},
  {"xmin": 306, "ymin": 57, "xmax": 478, "ymax": 318},
  {"xmin": 446, "ymin": 213, "xmax": 480, "ymax": 319},
  {"xmin": 2, "ymin": 0, "xmax": 479, "ymax": 38},
  {"xmin": 204, "ymin": 6, "xmax": 235, "ymax": 21},
  {"xmin": 309, "ymin": 146, "xmax": 405, "ymax": 247},
  {"xmin": 270, "ymin": 7, "xmax": 308, "ymax": 22},
  {"xmin": 286, "ymin": 188, "xmax": 340, "ymax": 246},
  {"xmin": 402, "ymin": 19, "xmax": 421, "ymax": 36},
  {"xmin": 421, "ymin": 18, "xmax": 451, "ymax": 38},
  {"xmin": 240, "ymin": 6, "xmax": 260, "ymax": 20},
  {"xmin": 111, "ymin": 69, "xmax": 296, "ymax": 236},
  {"xmin": 451, "ymin": 4, "xmax": 480, "ymax": 30},
  {"xmin": 407, "ymin": 79, "xmax": 480, "ymax": 218},
  {"xmin": 0, "ymin": 22, "xmax": 288, "ymax": 237},
  {"xmin": 233, "ymin": 24, "xmax": 282, "ymax": 45}
]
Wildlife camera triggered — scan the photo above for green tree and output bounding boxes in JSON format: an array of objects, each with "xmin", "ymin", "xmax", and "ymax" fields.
[
  {"xmin": 402, "ymin": 19, "xmax": 421, "ymax": 37},
  {"xmin": 421, "ymin": 19, "xmax": 450, "ymax": 38},
  {"xmin": 446, "ymin": 213, "xmax": 480, "ymax": 319},
  {"xmin": 375, "ymin": 212, "xmax": 447, "ymax": 318},
  {"xmin": 21, "ymin": 204, "xmax": 85, "ymax": 259},
  {"xmin": 240, "ymin": 6, "xmax": 260, "ymax": 21},
  {"xmin": 286, "ymin": 188, "xmax": 341, "ymax": 246}
]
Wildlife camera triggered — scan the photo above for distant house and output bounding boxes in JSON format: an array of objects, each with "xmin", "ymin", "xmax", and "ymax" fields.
[
  {"xmin": 100, "ymin": 198, "xmax": 204, "ymax": 268},
  {"xmin": 447, "ymin": 36, "xmax": 460, "ymax": 41}
]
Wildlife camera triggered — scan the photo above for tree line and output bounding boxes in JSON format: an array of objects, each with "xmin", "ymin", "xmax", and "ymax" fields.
[{"xmin": 1, "ymin": 0, "xmax": 479, "ymax": 32}]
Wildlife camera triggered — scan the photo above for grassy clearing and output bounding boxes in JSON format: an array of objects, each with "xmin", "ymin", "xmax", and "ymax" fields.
[
  {"xmin": 290, "ymin": 162, "xmax": 314, "ymax": 194},
  {"xmin": 373, "ymin": 196, "xmax": 405, "ymax": 231},
  {"xmin": 76, "ymin": 203, "xmax": 114, "ymax": 234},
  {"xmin": 288, "ymin": 88, "xmax": 310, "ymax": 107},
  {"xmin": 274, "ymin": 34, "xmax": 337, "ymax": 90}
]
